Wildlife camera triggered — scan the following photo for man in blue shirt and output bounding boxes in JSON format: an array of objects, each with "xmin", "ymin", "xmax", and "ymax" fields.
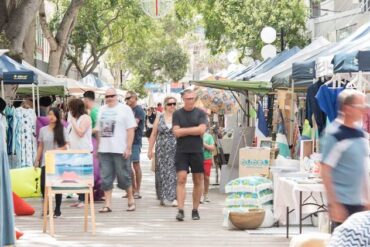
[
  {"xmin": 321, "ymin": 90, "xmax": 370, "ymax": 232},
  {"xmin": 125, "ymin": 91, "xmax": 146, "ymax": 199}
]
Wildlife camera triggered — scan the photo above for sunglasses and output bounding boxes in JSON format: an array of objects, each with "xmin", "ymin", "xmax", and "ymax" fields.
[
  {"xmin": 125, "ymin": 96, "xmax": 132, "ymax": 101},
  {"xmin": 105, "ymin": 94, "xmax": 116, "ymax": 99},
  {"xmin": 166, "ymin": 102, "xmax": 177, "ymax": 106}
]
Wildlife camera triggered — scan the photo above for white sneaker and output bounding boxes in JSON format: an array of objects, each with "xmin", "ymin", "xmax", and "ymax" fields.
[
  {"xmin": 203, "ymin": 195, "xmax": 210, "ymax": 203},
  {"xmin": 171, "ymin": 200, "xmax": 178, "ymax": 207}
]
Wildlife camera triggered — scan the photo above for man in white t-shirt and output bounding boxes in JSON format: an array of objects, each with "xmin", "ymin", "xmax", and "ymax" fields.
[{"xmin": 97, "ymin": 88, "xmax": 137, "ymax": 212}]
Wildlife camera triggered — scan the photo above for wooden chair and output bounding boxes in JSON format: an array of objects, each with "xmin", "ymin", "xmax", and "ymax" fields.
[{"xmin": 42, "ymin": 185, "xmax": 96, "ymax": 237}]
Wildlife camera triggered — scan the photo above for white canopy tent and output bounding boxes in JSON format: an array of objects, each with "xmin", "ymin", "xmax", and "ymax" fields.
[{"xmin": 250, "ymin": 37, "xmax": 331, "ymax": 83}]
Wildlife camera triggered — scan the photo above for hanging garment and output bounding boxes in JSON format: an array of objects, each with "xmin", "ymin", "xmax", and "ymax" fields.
[
  {"xmin": 5, "ymin": 106, "xmax": 13, "ymax": 154},
  {"xmin": 306, "ymin": 80, "xmax": 327, "ymax": 135},
  {"xmin": 13, "ymin": 107, "xmax": 37, "ymax": 168},
  {"xmin": 315, "ymin": 84, "xmax": 344, "ymax": 123}
]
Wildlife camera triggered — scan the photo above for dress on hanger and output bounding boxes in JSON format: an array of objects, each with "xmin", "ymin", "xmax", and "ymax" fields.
[{"xmin": 13, "ymin": 107, "xmax": 37, "ymax": 168}]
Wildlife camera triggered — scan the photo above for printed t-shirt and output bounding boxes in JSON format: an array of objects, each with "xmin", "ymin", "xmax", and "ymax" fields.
[{"xmin": 97, "ymin": 103, "xmax": 137, "ymax": 154}]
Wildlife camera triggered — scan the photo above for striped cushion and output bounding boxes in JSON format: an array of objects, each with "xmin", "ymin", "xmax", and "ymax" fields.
[{"xmin": 329, "ymin": 211, "xmax": 370, "ymax": 247}]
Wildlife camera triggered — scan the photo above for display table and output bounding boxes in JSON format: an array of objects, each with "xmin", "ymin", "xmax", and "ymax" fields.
[{"xmin": 274, "ymin": 176, "xmax": 327, "ymax": 238}]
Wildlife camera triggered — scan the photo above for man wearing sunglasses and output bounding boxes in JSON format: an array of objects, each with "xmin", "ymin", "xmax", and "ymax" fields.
[
  {"xmin": 173, "ymin": 89, "xmax": 208, "ymax": 221},
  {"xmin": 96, "ymin": 88, "xmax": 137, "ymax": 213},
  {"xmin": 321, "ymin": 90, "xmax": 370, "ymax": 232},
  {"xmin": 125, "ymin": 91, "xmax": 146, "ymax": 199}
]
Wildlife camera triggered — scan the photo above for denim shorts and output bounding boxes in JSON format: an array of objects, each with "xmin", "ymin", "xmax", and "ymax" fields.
[
  {"xmin": 99, "ymin": 153, "xmax": 132, "ymax": 191},
  {"xmin": 131, "ymin": 144, "xmax": 141, "ymax": 163}
]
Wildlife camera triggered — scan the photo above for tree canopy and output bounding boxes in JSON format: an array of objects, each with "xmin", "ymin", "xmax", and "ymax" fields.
[{"xmin": 177, "ymin": 0, "xmax": 309, "ymax": 61}]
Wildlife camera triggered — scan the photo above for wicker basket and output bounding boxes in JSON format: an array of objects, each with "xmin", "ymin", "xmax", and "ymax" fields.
[{"xmin": 229, "ymin": 209, "xmax": 265, "ymax": 230}]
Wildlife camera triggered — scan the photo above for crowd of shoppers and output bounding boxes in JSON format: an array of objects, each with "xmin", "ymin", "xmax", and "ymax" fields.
[{"xmin": 33, "ymin": 88, "xmax": 216, "ymax": 222}]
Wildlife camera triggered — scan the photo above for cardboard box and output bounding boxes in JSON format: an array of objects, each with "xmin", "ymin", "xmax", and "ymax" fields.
[{"xmin": 239, "ymin": 147, "xmax": 270, "ymax": 177}]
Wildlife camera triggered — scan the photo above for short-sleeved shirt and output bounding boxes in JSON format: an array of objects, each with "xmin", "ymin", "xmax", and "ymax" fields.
[
  {"xmin": 173, "ymin": 107, "xmax": 208, "ymax": 153},
  {"xmin": 38, "ymin": 126, "xmax": 69, "ymax": 167},
  {"xmin": 321, "ymin": 120, "xmax": 369, "ymax": 205},
  {"xmin": 97, "ymin": 103, "xmax": 137, "ymax": 154},
  {"xmin": 203, "ymin": 133, "xmax": 214, "ymax": 160},
  {"xmin": 132, "ymin": 105, "xmax": 145, "ymax": 145},
  {"xmin": 90, "ymin": 107, "xmax": 99, "ymax": 129}
]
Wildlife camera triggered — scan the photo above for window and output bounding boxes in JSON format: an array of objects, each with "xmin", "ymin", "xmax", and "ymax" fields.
[{"xmin": 336, "ymin": 24, "xmax": 357, "ymax": 41}]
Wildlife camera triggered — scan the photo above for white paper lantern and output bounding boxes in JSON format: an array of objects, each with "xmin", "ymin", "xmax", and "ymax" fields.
[
  {"xmin": 261, "ymin": 26, "xmax": 277, "ymax": 44},
  {"xmin": 261, "ymin": 45, "xmax": 277, "ymax": 60}
]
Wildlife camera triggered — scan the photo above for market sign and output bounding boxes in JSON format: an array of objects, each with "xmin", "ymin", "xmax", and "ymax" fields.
[{"xmin": 3, "ymin": 71, "xmax": 37, "ymax": 84}]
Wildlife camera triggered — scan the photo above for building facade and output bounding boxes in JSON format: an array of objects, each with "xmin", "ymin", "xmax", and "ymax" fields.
[{"xmin": 307, "ymin": 0, "xmax": 370, "ymax": 42}]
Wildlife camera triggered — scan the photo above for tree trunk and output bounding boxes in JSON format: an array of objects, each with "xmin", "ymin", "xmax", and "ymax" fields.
[
  {"xmin": 48, "ymin": 47, "xmax": 63, "ymax": 76},
  {"xmin": 39, "ymin": 0, "xmax": 84, "ymax": 76},
  {"xmin": 23, "ymin": 16, "xmax": 36, "ymax": 65},
  {"xmin": 5, "ymin": 0, "xmax": 41, "ymax": 55},
  {"xmin": 0, "ymin": 0, "xmax": 8, "ymax": 31}
]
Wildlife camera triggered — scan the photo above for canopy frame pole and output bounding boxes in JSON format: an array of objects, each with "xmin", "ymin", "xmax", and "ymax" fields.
[
  {"xmin": 37, "ymin": 85, "xmax": 40, "ymax": 117},
  {"xmin": 289, "ymin": 79, "xmax": 295, "ymax": 146},
  {"xmin": 32, "ymin": 83, "xmax": 35, "ymax": 112},
  {"xmin": 229, "ymin": 89, "xmax": 249, "ymax": 119},
  {"xmin": 1, "ymin": 80, "xmax": 4, "ymax": 99}
]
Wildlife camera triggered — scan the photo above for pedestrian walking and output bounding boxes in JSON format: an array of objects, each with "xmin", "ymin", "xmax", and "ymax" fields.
[
  {"xmin": 67, "ymin": 98, "xmax": 93, "ymax": 208},
  {"xmin": 145, "ymin": 107, "xmax": 156, "ymax": 138},
  {"xmin": 125, "ymin": 91, "xmax": 146, "ymax": 199},
  {"xmin": 202, "ymin": 128, "xmax": 215, "ymax": 203},
  {"xmin": 172, "ymin": 89, "xmax": 208, "ymax": 221},
  {"xmin": 148, "ymin": 96, "xmax": 177, "ymax": 207},
  {"xmin": 83, "ymin": 91, "xmax": 104, "ymax": 201},
  {"xmin": 97, "ymin": 88, "xmax": 137, "ymax": 213},
  {"xmin": 34, "ymin": 107, "xmax": 69, "ymax": 218},
  {"xmin": 320, "ymin": 90, "xmax": 370, "ymax": 232}
]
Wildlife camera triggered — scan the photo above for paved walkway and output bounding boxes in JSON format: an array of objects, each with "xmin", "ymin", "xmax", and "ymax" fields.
[{"xmin": 15, "ymin": 139, "xmax": 290, "ymax": 247}]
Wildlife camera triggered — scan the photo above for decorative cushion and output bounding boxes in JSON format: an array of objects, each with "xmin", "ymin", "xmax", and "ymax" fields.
[{"xmin": 10, "ymin": 167, "xmax": 41, "ymax": 198}]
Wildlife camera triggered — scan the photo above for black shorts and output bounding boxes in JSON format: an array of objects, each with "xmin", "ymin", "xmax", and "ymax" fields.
[{"xmin": 175, "ymin": 152, "xmax": 204, "ymax": 173}]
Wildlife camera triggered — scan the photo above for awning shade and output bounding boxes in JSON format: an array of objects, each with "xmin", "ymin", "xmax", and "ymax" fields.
[
  {"xmin": 332, "ymin": 51, "xmax": 359, "ymax": 73},
  {"xmin": 357, "ymin": 50, "xmax": 370, "ymax": 71},
  {"xmin": 292, "ymin": 61, "xmax": 316, "ymax": 80},
  {"xmin": 0, "ymin": 55, "xmax": 37, "ymax": 84},
  {"xmin": 191, "ymin": 80, "xmax": 271, "ymax": 93},
  {"xmin": 3, "ymin": 71, "xmax": 37, "ymax": 84}
]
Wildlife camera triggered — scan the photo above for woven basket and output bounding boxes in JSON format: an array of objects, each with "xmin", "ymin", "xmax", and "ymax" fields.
[{"xmin": 229, "ymin": 209, "xmax": 265, "ymax": 230}]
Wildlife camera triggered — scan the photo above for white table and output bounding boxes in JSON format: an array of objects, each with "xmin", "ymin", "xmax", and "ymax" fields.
[{"xmin": 274, "ymin": 176, "xmax": 327, "ymax": 238}]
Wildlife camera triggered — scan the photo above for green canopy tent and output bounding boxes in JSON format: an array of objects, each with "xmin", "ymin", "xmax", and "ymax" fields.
[{"xmin": 191, "ymin": 80, "xmax": 271, "ymax": 93}]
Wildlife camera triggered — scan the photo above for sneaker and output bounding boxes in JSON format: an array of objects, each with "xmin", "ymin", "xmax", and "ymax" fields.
[
  {"xmin": 204, "ymin": 194, "xmax": 210, "ymax": 203},
  {"xmin": 176, "ymin": 209, "xmax": 184, "ymax": 221},
  {"xmin": 171, "ymin": 200, "xmax": 178, "ymax": 207},
  {"xmin": 192, "ymin": 209, "xmax": 200, "ymax": 220},
  {"xmin": 53, "ymin": 212, "xmax": 62, "ymax": 218}
]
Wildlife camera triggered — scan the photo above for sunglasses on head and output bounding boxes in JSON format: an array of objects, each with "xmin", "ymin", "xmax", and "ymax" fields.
[
  {"xmin": 105, "ymin": 94, "xmax": 116, "ymax": 99},
  {"xmin": 166, "ymin": 102, "xmax": 176, "ymax": 106}
]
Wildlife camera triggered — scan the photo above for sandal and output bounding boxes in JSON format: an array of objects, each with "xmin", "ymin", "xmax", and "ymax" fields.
[
  {"xmin": 126, "ymin": 203, "xmax": 136, "ymax": 212},
  {"xmin": 99, "ymin": 207, "xmax": 112, "ymax": 213},
  {"xmin": 122, "ymin": 194, "xmax": 128, "ymax": 198},
  {"xmin": 134, "ymin": 193, "xmax": 142, "ymax": 199}
]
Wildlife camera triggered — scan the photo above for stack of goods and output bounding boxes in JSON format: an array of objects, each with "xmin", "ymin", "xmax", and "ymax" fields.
[{"xmin": 223, "ymin": 176, "xmax": 274, "ymax": 229}]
